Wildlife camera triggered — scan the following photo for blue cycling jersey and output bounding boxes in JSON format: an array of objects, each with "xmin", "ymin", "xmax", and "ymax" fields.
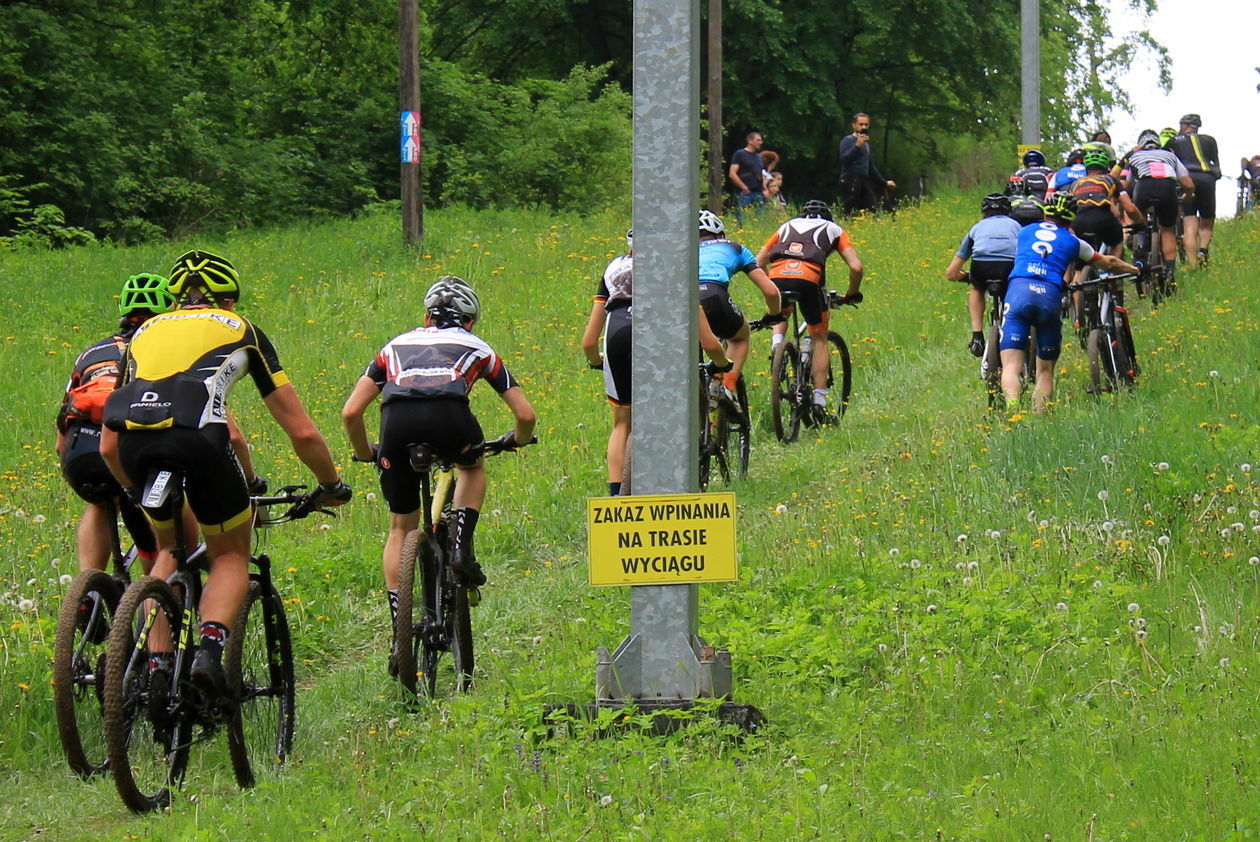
[
  {"xmin": 698, "ymin": 238, "xmax": 757, "ymax": 285},
  {"xmin": 1008, "ymin": 221, "xmax": 1097, "ymax": 291},
  {"xmin": 1053, "ymin": 163, "xmax": 1087, "ymax": 190}
]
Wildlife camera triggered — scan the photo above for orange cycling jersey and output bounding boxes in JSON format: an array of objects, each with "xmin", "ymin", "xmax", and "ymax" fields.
[
  {"xmin": 58, "ymin": 333, "xmax": 128, "ymax": 431},
  {"xmin": 761, "ymin": 217, "xmax": 853, "ymax": 285}
]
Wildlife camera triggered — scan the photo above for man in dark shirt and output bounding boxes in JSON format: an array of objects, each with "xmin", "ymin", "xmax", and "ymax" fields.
[
  {"xmin": 1166, "ymin": 113, "xmax": 1222, "ymax": 267},
  {"xmin": 838, "ymin": 112, "xmax": 896, "ymax": 214},
  {"xmin": 728, "ymin": 131, "xmax": 765, "ymax": 227}
]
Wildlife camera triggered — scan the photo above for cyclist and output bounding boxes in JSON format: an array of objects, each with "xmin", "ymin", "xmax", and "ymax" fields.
[
  {"xmin": 1166, "ymin": 113, "xmax": 1222, "ymax": 267},
  {"xmin": 1120, "ymin": 129, "xmax": 1195, "ymax": 289},
  {"xmin": 1069, "ymin": 147, "xmax": 1140, "ymax": 260},
  {"xmin": 1052, "ymin": 148, "xmax": 1087, "ymax": 190},
  {"xmin": 580, "ymin": 229, "xmax": 733, "ymax": 496},
  {"xmin": 56, "ymin": 274, "xmax": 172, "ymax": 576},
  {"xmin": 697, "ymin": 209, "xmax": 782, "ymax": 409},
  {"xmin": 1012, "ymin": 149, "xmax": 1055, "ymax": 201},
  {"xmin": 100, "ymin": 250, "xmax": 350, "ymax": 703},
  {"xmin": 943, "ymin": 193, "xmax": 1020, "ymax": 358},
  {"xmin": 1000, "ymin": 192, "xmax": 1140, "ymax": 414},
  {"xmin": 342, "ymin": 275, "xmax": 536, "ymax": 635},
  {"xmin": 1005, "ymin": 176, "xmax": 1045, "ymax": 226},
  {"xmin": 754, "ymin": 199, "xmax": 862, "ymax": 423}
]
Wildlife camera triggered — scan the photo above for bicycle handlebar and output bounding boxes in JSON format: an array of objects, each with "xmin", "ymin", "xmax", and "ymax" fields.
[{"xmin": 251, "ymin": 486, "xmax": 335, "ymax": 525}]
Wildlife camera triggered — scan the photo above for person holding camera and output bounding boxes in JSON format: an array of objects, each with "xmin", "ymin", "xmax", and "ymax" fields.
[{"xmin": 838, "ymin": 112, "xmax": 896, "ymax": 215}]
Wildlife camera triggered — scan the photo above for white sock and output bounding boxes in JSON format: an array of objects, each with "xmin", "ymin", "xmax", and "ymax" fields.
[
  {"xmin": 813, "ymin": 388, "xmax": 828, "ymax": 407},
  {"xmin": 771, "ymin": 333, "xmax": 784, "ymax": 350}
]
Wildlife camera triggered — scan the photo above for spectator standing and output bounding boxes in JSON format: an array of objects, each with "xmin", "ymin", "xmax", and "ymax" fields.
[
  {"xmin": 838, "ymin": 112, "xmax": 896, "ymax": 214},
  {"xmin": 728, "ymin": 131, "xmax": 765, "ymax": 226},
  {"xmin": 1166, "ymin": 113, "xmax": 1222, "ymax": 267}
]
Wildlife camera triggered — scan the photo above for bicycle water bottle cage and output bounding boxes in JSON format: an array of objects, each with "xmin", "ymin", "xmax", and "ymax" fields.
[
  {"xmin": 141, "ymin": 470, "xmax": 178, "ymax": 510},
  {"xmin": 407, "ymin": 443, "xmax": 439, "ymax": 472}
]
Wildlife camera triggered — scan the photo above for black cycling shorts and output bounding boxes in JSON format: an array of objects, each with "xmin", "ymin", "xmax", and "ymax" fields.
[
  {"xmin": 602, "ymin": 305, "xmax": 632, "ymax": 406},
  {"xmin": 116, "ymin": 424, "xmax": 250, "ymax": 535},
  {"xmin": 968, "ymin": 259, "xmax": 1014, "ymax": 294},
  {"xmin": 378, "ymin": 398, "xmax": 485, "ymax": 515},
  {"xmin": 61, "ymin": 423, "xmax": 158, "ymax": 553},
  {"xmin": 1181, "ymin": 171, "xmax": 1217, "ymax": 219},
  {"xmin": 698, "ymin": 283, "xmax": 745, "ymax": 340},
  {"xmin": 771, "ymin": 277, "xmax": 827, "ymax": 327},
  {"xmin": 1132, "ymin": 177, "xmax": 1179, "ymax": 228},
  {"xmin": 1072, "ymin": 207, "xmax": 1124, "ymax": 250}
]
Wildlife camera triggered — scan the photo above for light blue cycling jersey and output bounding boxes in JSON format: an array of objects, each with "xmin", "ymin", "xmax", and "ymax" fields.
[
  {"xmin": 956, "ymin": 215, "xmax": 1021, "ymax": 260},
  {"xmin": 698, "ymin": 238, "xmax": 757, "ymax": 285}
]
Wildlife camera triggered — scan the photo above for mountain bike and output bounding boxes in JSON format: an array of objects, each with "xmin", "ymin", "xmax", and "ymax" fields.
[
  {"xmin": 1127, "ymin": 210, "xmax": 1172, "ymax": 307},
  {"xmin": 394, "ymin": 437, "xmax": 535, "ymax": 700},
  {"xmin": 1069, "ymin": 271, "xmax": 1138, "ymax": 394},
  {"xmin": 52, "ymin": 486, "xmax": 183, "ymax": 778},
  {"xmin": 760, "ymin": 290, "xmax": 856, "ymax": 443},
  {"xmin": 697, "ymin": 361, "xmax": 750, "ymax": 489},
  {"xmin": 101, "ymin": 473, "xmax": 325, "ymax": 813},
  {"xmin": 1237, "ymin": 172, "xmax": 1259, "ymax": 216}
]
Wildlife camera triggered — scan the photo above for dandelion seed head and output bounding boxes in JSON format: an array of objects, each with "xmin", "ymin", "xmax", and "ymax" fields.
[
  {"xmin": 1220, "ymin": 528, "xmax": 1232, "ymax": 538},
  {"xmin": 967, "ymin": 560, "xmax": 979, "ymax": 571},
  {"xmin": 1093, "ymin": 580, "xmax": 1103, "ymax": 589},
  {"xmin": 1055, "ymin": 602, "xmax": 1068, "ymax": 612},
  {"xmin": 926, "ymin": 604, "xmax": 937, "ymax": 613},
  {"xmin": 775, "ymin": 504, "xmax": 788, "ymax": 514},
  {"xmin": 32, "ymin": 514, "xmax": 46, "ymax": 523},
  {"xmin": 1220, "ymin": 657, "xmax": 1230, "ymax": 668},
  {"xmin": 1127, "ymin": 602, "xmax": 1140, "ymax": 613},
  {"xmin": 319, "ymin": 523, "xmax": 332, "ymax": 531},
  {"xmin": 1157, "ymin": 462, "xmax": 1169, "ymax": 471},
  {"xmin": 1101, "ymin": 455, "xmax": 1112, "ymax": 464},
  {"xmin": 1136, "ymin": 629, "xmax": 1147, "ymax": 640},
  {"xmin": 599, "ymin": 794, "xmax": 614, "ymax": 807},
  {"xmin": 956, "ymin": 533, "xmax": 968, "ymax": 542},
  {"xmin": 888, "ymin": 547, "xmax": 900, "ymax": 557},
  {"xmin": 366, "ymin": 492, "xmax": 377, "ymax": 502},
  {"xmin": 1232, "ymin": 522, "xmax": 1244, "ymax": 532},
  {"xmin": 58, "ymin": 574, "xmax": 72, "ymax": 586},
  {"xmin": 1248, "ymin": 557, "xmax": 1258, "ymax": 566},
  {"xmin": 1157, "ymin": 535, "xmax": 1171, "ymax": 546},
  {"xmin": 1227, "ymin": 506, "xmax": 1238, "ymax": 515},
  {"xmin": 1097, "ymin": 490, "xmax": 1109, "ymax": 501},
  {"xmin": 1102, "ymin": 521, "xmax": 1114, "ymax": 532},
  {"xmin": 962, "ymin": 577, "xmax": 973, "ymax": 586},
  {"xmin": 1039, "ymin": 519, "xmax": 1050, "ymax": 528},
  {"xmin": 909, "ymin": 558, "xmax": 921, "ymax": 569},
  {"xmin": 1209, "ymin": 369, "xmax": 1219, "ymax": 377},
  {"xmin": 878, "ymin": 643, "xmax": 888, "ymax": 652},
  {"xmin": 18, "ymin": 598, "xmax": 34, "ymax": 612},
  {"xmin": 1241, "ymin": 463, "xmax": 1252, "ymax": 473}
]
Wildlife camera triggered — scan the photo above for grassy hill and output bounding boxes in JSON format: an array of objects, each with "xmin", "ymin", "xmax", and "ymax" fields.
[{"xmin": 1, "ymin": 197, "xmax": 1257, "ymax": 839}]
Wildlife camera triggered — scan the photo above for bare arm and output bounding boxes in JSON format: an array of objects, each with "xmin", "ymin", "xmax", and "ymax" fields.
[
  {"xmin": 839, "ymin": 246, "xmax": 864, "ymax": 296},
  {"xmin": 747, "ymin": 266, "xmax": 782, "ymax": 315},
  {"xmin": 579, "ymin": 299, "xmax": 606, "ymax": 367},
  {"xmin": 262, "ymin": 383, "xmax": 341, "ymax": 486},
  {"xmin": 945, "ymin": 255, "xmax": 968, "ymax": 282},
  {"xmin": 499, "ymin": 386, "xmax": 537, "ymax": 444},
  {"xmin": 1094, "ymin": 254, "xmax": 1140, "ymax": 275},
  {"xmin": 341, "ymin": 376, "xmax": 382, "ymax": 462},
  {"xmin": 225, "ymin": 411, "xmax": 255, "ymax": 481}
]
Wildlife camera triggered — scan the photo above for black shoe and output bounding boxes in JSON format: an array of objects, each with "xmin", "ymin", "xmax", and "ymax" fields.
[
  {"xmin": 811, "ymin": 405, "xmax": 838, "ymax": 427},
  {"xmin": 77, "ymin": 594, "xmax": 109, "ymax": 645},
  {"xmin": 968, "ymin": 336, "xmax": 984, "ymax": 357},
  {"xmin": 450, "ymin": 550, "xmax": 487, "ymax": 588},
  {"xmin": 1197, "ymin": 248, "xmax": 1208, "ymax": 266},
  {"xmin": 190, "ymin": 648, "xmax": 234, "ymax": 709}
]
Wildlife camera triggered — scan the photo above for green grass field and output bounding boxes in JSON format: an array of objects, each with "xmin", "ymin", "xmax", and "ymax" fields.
[{"xmin": 1, "ymin": 196, "xmax": 1257, "ymax": 840}]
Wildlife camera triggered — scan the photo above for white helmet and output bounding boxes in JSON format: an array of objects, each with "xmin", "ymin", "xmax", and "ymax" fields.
[
  {"xmin": 424, "ymin": 275, "xmax": 480, "ymax": 326},
  {"xmin": 698, "ymin": 209, "xmax": 725, "ymax": 236}
]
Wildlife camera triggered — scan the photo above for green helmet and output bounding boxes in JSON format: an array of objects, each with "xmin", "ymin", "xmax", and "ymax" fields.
[
  {"xmin": 1040, "ymin": 191, "xmax": 1078, "ymax": 222},
  {"xmin": 119, "ymin": 273, "xmax": 175, "ymax": 318},
  {"xmin": 1158, "ymin": 127, "xmax": 1177, "ymax": 147},
  {"xmin": 1081, "ymin": 148, "xmax": 1112, "ymax": 170},
  {"xmin": 168, "ymin": 250, "xmax": 240, "ymax": 304}
]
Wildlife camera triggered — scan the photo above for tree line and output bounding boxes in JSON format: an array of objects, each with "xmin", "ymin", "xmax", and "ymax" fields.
[{"xmin": 0, "ymin": 0, "xmax": 1163, "ymax": 245}]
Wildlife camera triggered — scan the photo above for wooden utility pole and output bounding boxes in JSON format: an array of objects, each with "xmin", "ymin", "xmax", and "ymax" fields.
[
  {"xmin": 705, "ymin": 0, "xmax": 722, "ymax": 213},
  {"xmin": 399, "ymin": 0, "xmax": 423, "ymax": 246}
]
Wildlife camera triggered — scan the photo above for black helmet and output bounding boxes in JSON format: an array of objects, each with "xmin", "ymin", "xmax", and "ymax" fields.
[
  {"xmin": 1179, "ymin": 113, "xmax": 1202, "ymax": 129},
  {"xmin": 981, "ymin": 193, "xmax": 1011, "ymax": 216},
  {"xmin": 801, "ymin": 199, "xmax": 833, "ymax": 220}
]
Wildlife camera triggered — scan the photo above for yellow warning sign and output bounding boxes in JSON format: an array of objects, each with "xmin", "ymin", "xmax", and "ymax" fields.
[
  {"xmin": 587, "ymin": 492, "xmax": 737, "ymax": 586},
  {"xmin": 1017, "ymin": 143, "xmax": 1042, "ymax": 162}
]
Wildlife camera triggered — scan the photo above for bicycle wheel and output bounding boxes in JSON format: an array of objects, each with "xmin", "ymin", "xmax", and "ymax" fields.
[
  {"xmin": 984, "ymin": 323, "xmax": 1003, "ymax": 408},
  {"xmin": 769, "ymin": 341, "xmax": 800, "ymax": 443},
  {"xmin": 103, "ymin": 576, "xmax": 188, "ymax": 813},
  {"xmin": 54, "ymin": 569, "xmax": 123, "ymax": 777},
  {"xmin": 225, "ymin": 577, "xmax": 295, "ymax": 789},
  {"xmin": 450, "ymin": 582, "xmax": 474, "ymax": 693},
  {"xmin": 395, "ymin": 529, "xmax": 439, "ymax": 699},
  {"xmin": 824, "ymin": 331, "xmax": 853, "ymax": 416},
  {"xmin": 1111, "ymin": 325, "xmax": 1136, "ymax": 388},
  {"xmin": 1086, "ymin": 327, "xmax": 1110, "ymax": 394},
  {"xmin": 731, "ymin": 376, "xmax": 750, "ymax": 479},
  {"xmin": 698, "ymin": 376, "xmax": 714, "ymax": 490}
]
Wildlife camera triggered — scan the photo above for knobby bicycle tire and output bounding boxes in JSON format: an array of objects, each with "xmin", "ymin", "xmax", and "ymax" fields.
[
  {"xmin": 103, "ymin": 575, "xmax": 188, "ymax": 813},
  {"xmin": 450, "ymin": 583, "xmax": 474, "ymax": 693},
  {"xmin": 54, "ymin": 569, "xmax": 122, "ymax": 778},
  {"xmin": 825, "ymin": 331, "xmax": 853, "ymax": 417},
  {"xmin": 225, "ymin": 577, "xmax": 295, "ymax": 789},
  {"xmin": 1086, "ymin": 327, "xmax": 1112, "ymax": 394},
  {"xmin": 394, "ymin": 529, "xmax": 421, "ymax": 697},
  {"xmin": 698, "ymin": 375, "xmax": 714, "ymax": 490},
  {"xmin": 984, "ymin": 323, "xmax": 1003, "ymax": 408},
  {"xmin": 732, "ymin": 376, "xmax": 750, "ymax": 479},
  {"xmin": 769, "ymin": 341, "xmax": 800, "ymax": 443}
]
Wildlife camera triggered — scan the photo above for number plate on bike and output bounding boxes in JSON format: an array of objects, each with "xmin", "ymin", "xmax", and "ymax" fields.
[{"xmin": 587, "ymin": 492, "xmax": 737, "ymax": 586}]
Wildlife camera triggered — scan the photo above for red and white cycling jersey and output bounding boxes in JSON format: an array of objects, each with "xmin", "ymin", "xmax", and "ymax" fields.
[
  {"xmin": 761, "ymin": 217, "xmax": 853, "ymax": 285},
  {"xmin": 364, "ymin": 325, "xmax": 517, "ymax": 404}
]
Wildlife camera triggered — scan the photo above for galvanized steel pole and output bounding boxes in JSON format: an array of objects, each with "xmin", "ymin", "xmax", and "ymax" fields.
[{"xmin": 1020, "ymin": 0, "xmax": 1040, "ymax": 146}]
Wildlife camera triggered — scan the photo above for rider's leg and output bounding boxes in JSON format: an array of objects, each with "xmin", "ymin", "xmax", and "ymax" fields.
[
  {"xmin": 1182, "ymin": 215, "xmax": 1201, "ymax": 268},
  {"xmin": 723, "ymin": 321, "xmax": 752, "ymax": 391},
  {"xmin": 450, "ymin": 462, "xmax": 488, "ymax": 585},
  {"xmin": 606, "ymin": 403, "xmax": 631, "ymax": 496},
  {"xmin": 967, "ymin": 287, "xmax": 984, "ymax": 333},
  {"xmin": 1199, "ymin": 217, "xmax": 1215, "ymax": 257},
  {"xmin": 999, "ymin": 349, "xmax": 1026, "ymax": 408},
  {"xmin": 808, "ymin": 322, "xmax": 831, "ymax": 400},
  {"xmin": 1031, "ymin": 357, "xmax": 1056, "ymax": 414},
  {"xmin": 383, "ymin": 510, "xmax": 422, "ymax": 592},
  {"xmin": 76, "ymin": 503, "xmax": 112, "ymax": 572}
]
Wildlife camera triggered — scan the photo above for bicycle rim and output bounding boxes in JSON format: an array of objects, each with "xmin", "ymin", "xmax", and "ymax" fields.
[
  {"xmin": 226, "ymin": 578, "xmax": 295, "ymax": 789},
  {"xmin": 103, "ymin": 576, "xmax": 187, "ymax": 813},
  {"xmin": 769, "ymin": 341, "xmax": 798, "ymax": 443},
  {"xmin": 825, "ymin": 332, "xmax": 853, "ymax": 416},
  {"xmin": 54, "ymin": 570, "xmax": 122, "ymax": 778}
]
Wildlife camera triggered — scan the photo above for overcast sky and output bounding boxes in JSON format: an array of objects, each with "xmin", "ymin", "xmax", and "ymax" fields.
[{"xmin": 1103, "ymin": 0, "xmax": 1258, "ymax": 217}]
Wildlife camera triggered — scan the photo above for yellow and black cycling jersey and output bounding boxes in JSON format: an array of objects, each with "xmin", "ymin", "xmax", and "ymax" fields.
[{"xmin": 104, "ymin": 308, "xmax": 289, "ymax": 431}]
